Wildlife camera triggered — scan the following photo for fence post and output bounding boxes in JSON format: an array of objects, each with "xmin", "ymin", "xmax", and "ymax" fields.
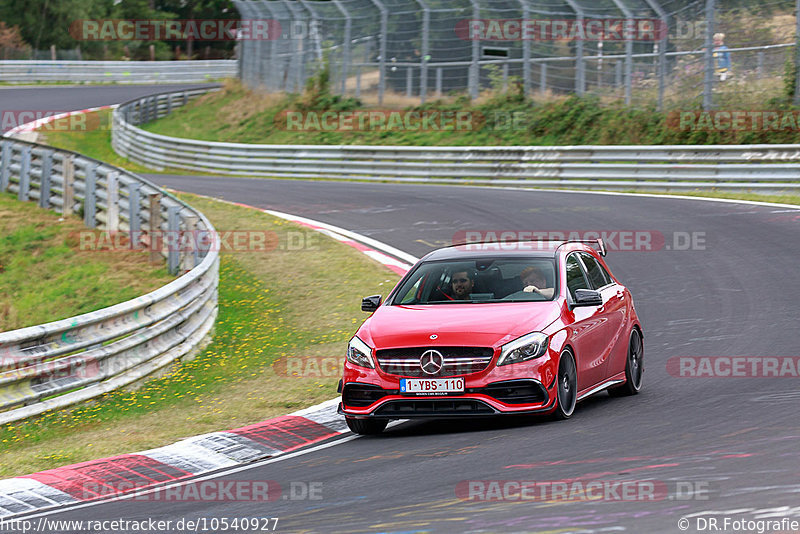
[
  {"xmin": 148, "ymin": 192, "xmax": 162, "ymax": 263},
  {"xmin": 0, "ymin": 140, "xmax": 10, "ymax": 192},
  {"xmin": 129, "ymin": 182, "xmax": 142, "ymax": 248},
  {"xmin": 356, "ymin": 66, "xmax": 362, "ymax": 98},
  {"xmin": 610, "ymin": 0, "xmax": 633, "ymax": 105},
  {"xmin": 564, "ymin": 0, "xmax": 585, "ymax": 95},
  {"xmin": 167, "ymin": 205, "xmax": 181, "ymax": 275},
  {"xmin": 519, "ymin": 1, "xmax": 531, "ymax": 97},
  {"xmin": 469, "ymin": 0, "xmax": 480, "ymax": 100},
  {"xmin": 436, "ymin": 67, "xmax": 443, "ymax": 96},
  {"xmin": 18, "ymin": 145, "xmax": 31, "ymax": 202},
  {"xmin": 106, "ymin": 171, "xmax": 119, "ymax": 232},
  {"xmin": 369, "ymin": 0, "xmax": 388, "ymax": 105},
  {"xmin": 615, "ymin": 60, "xmax": 623, "ymax": 88},
  {"xmin": 39, "ymin": 149, "xmax": 53, "ymax": 209},
  {"xmin": 643, "ymin": 0, "xmax": 668, "ymax": 111},
  {"xmin": 63, "ymin": 155, "xmax": 75, "ymax": 215},
  {"xmin": 540, "ymin": 63, "xmax": 547, "ymax": 95},
  {"xmin": 418, "ymin": 0, "xmax": 430, "ymax": 103},
  {"xmin": 703, "ymin": 0, "xmax": 715, "ymax": 111},
  {"xmin": 406, "ymin": 67, "xmax": 413, "ymax": 97},
  {"xmin": 795, "ymin": 0, "xmax": 800, "ymax": 105},
  {"xmin": 84, "ymin": 162, "xmax": 98, "ymax": 228},
  {"xmin": 331, "ymin": 0, "xmax": 352, "ymax": 96}
]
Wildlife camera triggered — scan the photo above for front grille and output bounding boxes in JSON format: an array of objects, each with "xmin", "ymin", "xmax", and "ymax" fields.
[
  {"xmin": 374, "ymin": 399, "xmax": 496, "ymax": 417},
  {"xmin": 342, "ymin": 383, "xmax": 394, "ymax": 407},
  {"xmin": 376, "ymin": 346, "xmax": 494, "ymax": 377}
]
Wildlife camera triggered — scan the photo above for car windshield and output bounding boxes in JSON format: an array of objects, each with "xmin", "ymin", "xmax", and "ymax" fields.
[{"xmin": 391, "ymin": 257, "xmax": 558, "ymax": 305}]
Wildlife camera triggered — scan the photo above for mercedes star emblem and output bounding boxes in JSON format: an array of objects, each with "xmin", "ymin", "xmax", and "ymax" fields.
[{"xmin": 420, "ymin": 349, "xmax": 444, "ymax": 375}]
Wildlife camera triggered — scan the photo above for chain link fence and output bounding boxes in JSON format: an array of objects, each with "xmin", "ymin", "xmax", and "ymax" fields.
[{"xmin": 233, "ymin": 0, "xmax": 799, "ymax": 110}]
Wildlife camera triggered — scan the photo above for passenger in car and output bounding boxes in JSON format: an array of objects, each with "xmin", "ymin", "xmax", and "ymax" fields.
[{"xmin": 521, "ymin": 266, "xmax": 554, "ymax": 299}]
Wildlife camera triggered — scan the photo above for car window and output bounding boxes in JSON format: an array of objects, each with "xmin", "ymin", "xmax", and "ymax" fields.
[
  {"xmin": 579, "ymin": 253, "xmax": 612, "ymax": 289},
  {"xmin": 566, "ymin": 254, "xmax": 590, "ymax": 300},
  {"xmin": 390, "ymin": 257, "xmax": 558, "ymax": 304}
]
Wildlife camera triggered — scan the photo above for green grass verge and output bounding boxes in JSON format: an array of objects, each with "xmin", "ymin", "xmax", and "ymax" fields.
[
  {"xmin": 0, "ymin": 193, "xmax": 398, "ymax": 477},
  {"xmin": 0, "ymin": 192, "xmax": 172, "ymax": 331},
  {"xmin": 142, "ymin": 80, "xmax": 800, "ymax": 147}
]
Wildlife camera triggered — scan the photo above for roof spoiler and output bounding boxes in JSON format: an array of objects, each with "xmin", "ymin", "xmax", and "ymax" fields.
[
  {"xmin": 444, "ymin": 238, "xmax": 607, "ymax": 256},
  {"xmin": 559, "ymin": 239, "xmax": 607, "ymax": 257}
]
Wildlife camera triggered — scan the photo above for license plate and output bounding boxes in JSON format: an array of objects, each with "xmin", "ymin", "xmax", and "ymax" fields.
[{"xmin": 400, "ymin": 378, "xmax": 465, "ymax": 395}]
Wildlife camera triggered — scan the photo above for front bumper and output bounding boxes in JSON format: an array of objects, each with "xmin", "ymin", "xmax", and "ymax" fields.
[{"xmin": 339, "ymin": 378, "xmax": 555, "ymax": 419}]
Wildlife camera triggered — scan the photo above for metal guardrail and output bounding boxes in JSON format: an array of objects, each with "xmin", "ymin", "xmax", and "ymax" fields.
[
  {"xmin": 112, "ymin": 88, "xmax": 800, "ymax": 193},
  {"xmin": 0, "ymin": 136, "xmax": 219, "ymax": 425},
  {"xmin": 0, "ymin": 60, "xmax": 237, "ymax": 84}
]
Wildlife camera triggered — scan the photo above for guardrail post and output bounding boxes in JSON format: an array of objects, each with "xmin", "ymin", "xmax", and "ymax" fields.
[
  {"xmin": 148, "ymin": 192, "xmax": 162, "ymax": 262},
  {"xmin": 0, "ymin": 140, "xmax": 10, "ymax": 192},
  {"xmin": 84, "ymin": 162, "xmax": 98, "ymax": 228},
  {"xmin": 166, "ymin": 92, "xmax": 173, "ymax": 115},
  {"xmin": 63, "ymin": 155, "xmax": 75, "ymax": 215},
  {"xmin": 182, "ymin": 214, "xmax": 199, "ymax": 271},
  {"xmin": 183, "ymin": 91, "xmax": 188, "ymax": 107},
  {"xmin": 39, "ymin": 149, "xmax": 53, "ymax": 209},
  {"xmin": 166, "ymin": 205, "xmax": 181, "ymax": 275},
  {"xmin": 129, "ymin": 182, "xmax": 142, "ymax": 247},
  {"xmin": 18, "ymin": 145, "xmax": 31, "ymax": 201},
  {"xmin": 106, "ymin": 171, "xmax": 119, "ymax": 232}
]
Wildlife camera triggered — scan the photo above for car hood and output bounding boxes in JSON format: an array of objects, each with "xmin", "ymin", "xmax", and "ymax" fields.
[{"xmin": 358, "ymin": 302, "xmax": 561, "ymax": 350}]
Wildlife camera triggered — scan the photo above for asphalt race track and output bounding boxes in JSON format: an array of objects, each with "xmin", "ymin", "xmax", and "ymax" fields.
[
  {"xmin": 0, "ymin": 84, "xmax": 217, "ymax": 133},
  {"xmin": 4, "ymin": 87, "xmax": 800, "ymax": 533}
]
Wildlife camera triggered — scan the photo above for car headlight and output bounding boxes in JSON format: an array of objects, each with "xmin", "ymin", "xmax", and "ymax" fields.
[
  {"xmin": 346, "ymin": 336, "xmax": 375, "ymax": 369},
  {"xmin": 497, "ymin": 332, "xmax": 549, "ymax": 366}
]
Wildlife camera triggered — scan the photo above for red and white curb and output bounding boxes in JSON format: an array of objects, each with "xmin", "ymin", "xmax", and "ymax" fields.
[{"xmin": 0, "ymin": 399, "xmax": 347, "ymax": 517}]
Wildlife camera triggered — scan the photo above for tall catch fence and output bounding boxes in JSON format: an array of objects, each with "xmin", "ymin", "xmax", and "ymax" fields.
[{"xmin": 233, "ymin": 0, "xmax": 799, "ymax": 110}]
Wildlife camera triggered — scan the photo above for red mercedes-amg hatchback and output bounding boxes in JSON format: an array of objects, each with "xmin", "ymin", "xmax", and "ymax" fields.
[{"xmin": 338, "ymin": 240, "xmax": 644, "ymax": 435}]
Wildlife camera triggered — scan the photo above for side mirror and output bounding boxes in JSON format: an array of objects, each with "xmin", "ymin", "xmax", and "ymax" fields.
[
  {"xmin": 361, "ymin": 295, "xmax": 382, "ymax": 313},
  {"xmin": 573, "ymin": 289, "xmax": 603, "ymax": 308}
]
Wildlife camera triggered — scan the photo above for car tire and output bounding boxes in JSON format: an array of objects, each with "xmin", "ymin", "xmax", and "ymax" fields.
[
  {"xmin": 552, "ymin": 348, "xmax": 577, "ymax": 420},
  {"xmin": 345, "ymin": 416, "xmax": 388, "ymax": 435},
  {"xmin": 609, "ymin": 328, "xmax": 644, "ymax": 397}
]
